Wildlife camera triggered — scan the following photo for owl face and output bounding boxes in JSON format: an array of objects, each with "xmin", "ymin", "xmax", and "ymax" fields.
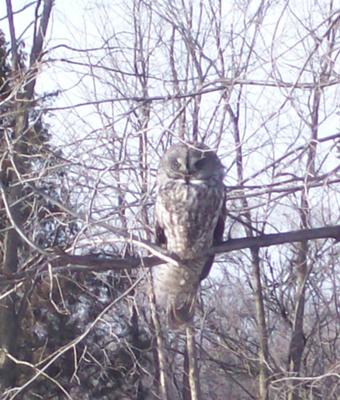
[{"xmin": 158, "ymin": 143, "xmax": 224, "ymax": 182}]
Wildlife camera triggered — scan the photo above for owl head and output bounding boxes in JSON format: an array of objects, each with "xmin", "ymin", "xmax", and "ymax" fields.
[{"xmin": 157, "ymin": 142, "xmax": 224, "ymax": 182}]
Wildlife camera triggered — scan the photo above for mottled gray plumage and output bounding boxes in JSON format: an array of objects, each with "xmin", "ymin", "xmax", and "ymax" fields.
[{"xmin": 153, "ymin": 142, "xmax": 225, "ymax": 328}]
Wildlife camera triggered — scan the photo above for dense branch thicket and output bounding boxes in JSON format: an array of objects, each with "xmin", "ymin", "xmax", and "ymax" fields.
[{"xmin": 0, "ymin": 1, "xmax": 339, "ymax": 399}]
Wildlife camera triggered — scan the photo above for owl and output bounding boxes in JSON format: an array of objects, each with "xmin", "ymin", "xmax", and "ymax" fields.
[{"xmin": 153, "ymin": 142, "xmax": 225, "ymax": 329}]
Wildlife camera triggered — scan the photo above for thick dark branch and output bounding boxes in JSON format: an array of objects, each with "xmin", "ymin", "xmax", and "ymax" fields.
[
  {"xmin": 25, "ymin": 0, "xmax": 53, "ymax": 98},
  {"xmin": 53, "ymin": 225, "xmax": 340, "ymax": 271},
  {"xmin": 210, "ymin": 225, "xmax": 340, "ymax": 255},
  {"xmin": 1, "ymin": 225, "xmax": 338, "ymax": 284},
  {"xmin": 5, "ymin": 0, "xmax": 19, "ymax": 70}
]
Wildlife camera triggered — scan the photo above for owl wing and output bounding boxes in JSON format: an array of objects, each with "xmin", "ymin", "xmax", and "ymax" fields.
[
  {"xmin": 155, "ymin": 191, "xmax": 226, "ymax": 280},
  {"xmin": 199, "ymin": 193, "xmax": 226, "ymax": 281},
  {"xmin": 155, "ymin": 219, "xmax": 167, "ymax": 246}
]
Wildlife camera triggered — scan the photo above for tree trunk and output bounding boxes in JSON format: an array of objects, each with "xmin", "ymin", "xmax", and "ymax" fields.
[
  {"xmin": 183, "ymin": 326, "xmax": 201, "ymax": 400},
  {"xmin": 0, "ymin": 228, "xmax": 20, "ymax": 389},
  {"xmin": 0, "ymin": 0, "xmax": 54, "ymax": 391}
]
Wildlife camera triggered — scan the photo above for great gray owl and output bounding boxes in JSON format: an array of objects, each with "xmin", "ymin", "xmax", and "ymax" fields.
[{"xmin": 153, "ymin": 142, "xmax": 225, "ymax": 329}]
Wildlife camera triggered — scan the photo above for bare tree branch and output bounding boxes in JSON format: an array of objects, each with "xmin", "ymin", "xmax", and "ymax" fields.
[{"xmin": 0, "ymin": 225, "xmax": 338, "ymax": 285}]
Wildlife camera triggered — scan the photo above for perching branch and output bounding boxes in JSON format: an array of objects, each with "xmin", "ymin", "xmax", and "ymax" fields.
[
  {"xmin": 50, "ymin": 224, "xmax": 340, "ymax": 272},
  {"xmin": 1, "ymin": 225, "xmax": 339, "ymax": 284},
  {"xmin": 210, "ymin": 225, "xmax": 340, "ymax": 255}
]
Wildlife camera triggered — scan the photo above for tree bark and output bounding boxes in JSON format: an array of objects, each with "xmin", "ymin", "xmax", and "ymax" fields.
[
  {"xmin": 184, "ymin": 326, "xmax": 201, "ymax": 400},
  {"xmin": 0, "ymin": 228, "xmax": 20, "ymax": 389},
  {"xmin": 0, "ymin": 0, "xmax": 54, "ymax": 391}
]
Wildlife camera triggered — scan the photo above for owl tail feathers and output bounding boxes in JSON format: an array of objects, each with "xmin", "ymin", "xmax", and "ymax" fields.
[{"xmin": 167, "ymin": 292, "xmax": 197, "ymax": 329}]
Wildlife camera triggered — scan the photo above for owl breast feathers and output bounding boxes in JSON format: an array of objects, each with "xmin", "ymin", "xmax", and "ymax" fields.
[{"xmin": 153, "ymin": 142, "xmax": 225, "ymax": 328}]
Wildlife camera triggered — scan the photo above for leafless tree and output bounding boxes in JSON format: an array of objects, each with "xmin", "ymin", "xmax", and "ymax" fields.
[{"xmin": 0, "ymin": 0, "xmax": 339, "ymax": 399}]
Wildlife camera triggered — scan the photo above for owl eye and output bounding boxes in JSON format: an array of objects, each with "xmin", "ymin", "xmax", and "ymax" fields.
[
  {"xmin": 171, "ymin": 159, "xmax": 181, "ymax": 170},
  {"xmin": 194, "ymin": 157, "xmax": 208, "ymax": 170}
]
